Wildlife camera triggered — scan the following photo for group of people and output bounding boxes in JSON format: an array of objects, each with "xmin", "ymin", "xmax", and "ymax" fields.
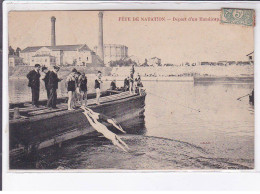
[
  {"xmin": 65, "ymin": 68, "xmax": 89, "ymax": 110},
  {"xmin": 27, "ymin": 64, "xmax": 102, "ymax": 111},
  {"xmin": 26, "ymin": 64, "xmax": 143, "ymax": 110},
  {"xmin": 27, "ymin": 64, "xmax": 61, "ymax": 109},
  {"xmin": 123, "ymin": 65, "xmax": 143, "ymax": 94}
]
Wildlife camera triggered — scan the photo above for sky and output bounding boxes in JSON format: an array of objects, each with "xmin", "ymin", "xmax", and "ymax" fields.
[{"xmin": 8, "ymin": 11, "xmax": 254, "ymax": 64}]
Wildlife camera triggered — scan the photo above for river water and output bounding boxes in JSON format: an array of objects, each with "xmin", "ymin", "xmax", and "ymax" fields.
[{"xmin": 9, "ymin": 78, "xmax": 254, "ymax": 170}]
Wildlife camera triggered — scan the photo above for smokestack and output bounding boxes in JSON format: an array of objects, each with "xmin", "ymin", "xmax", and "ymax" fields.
[
  {"xmin": 51, "ymin": 16, "xmax": 56, "ymax": 46},
  {"xmin": 97, "ymin": 12, "xmax": 104, "ymax": 62}
]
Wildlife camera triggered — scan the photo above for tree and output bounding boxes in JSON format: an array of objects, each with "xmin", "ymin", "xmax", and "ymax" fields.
[
  {"xmin": 15, "ymin": 47, "xmax": 21, "ymax": 57},
  {"xmin": 9, "ymin": 46, "xmax": 15, "ymax": 55},
  {"xmin": 141, "ymin": 58, "xmax": 148, "ymax": 66}
]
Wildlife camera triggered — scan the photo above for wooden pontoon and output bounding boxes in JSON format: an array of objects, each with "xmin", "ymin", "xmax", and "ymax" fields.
[
  {"xmin": 194, "ymin": 76, "xmax": 254, "ymax": 83},
  {"xmin": 9, "ymin": 90, "xmax": 146, "ymax": 159}
]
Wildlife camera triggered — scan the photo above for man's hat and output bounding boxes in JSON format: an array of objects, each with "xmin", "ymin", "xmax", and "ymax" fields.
[
  {"xmin": 42, "ymin": 66, "xmax": 48, "ymax": 71},
  {"xmin": 72, "ymin": 68, "xmax": 77, "ymax": 73},
  {"xmin": 53, "ymin": 66, "xmax": 60, "ymax": 70},
  {"xmin": 35, "ymin": 64, "xmax": 41, "ymax": 67}
]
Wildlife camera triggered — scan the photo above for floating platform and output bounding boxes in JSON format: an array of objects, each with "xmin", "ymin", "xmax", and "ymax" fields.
[
  {"xmin": 194, "ymin": 76, "xmax": 254, "ymax": 83},
  {"xmin": 9, "ymin": 90, "xmax": 146, "ymax": 159}
]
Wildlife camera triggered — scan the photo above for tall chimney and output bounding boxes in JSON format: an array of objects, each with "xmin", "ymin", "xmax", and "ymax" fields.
[
  {"xmin": 51, "ymin": 16, "xmax": 56, "ymax": 46},
  {"xmin": 97, "ymin": 12, "xmax": 104, "ymax": 62}
]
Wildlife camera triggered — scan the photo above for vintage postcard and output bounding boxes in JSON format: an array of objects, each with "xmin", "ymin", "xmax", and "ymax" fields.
[{"xmin": 7, "ymin": 10, "xmax": 254, "ymax": 170}]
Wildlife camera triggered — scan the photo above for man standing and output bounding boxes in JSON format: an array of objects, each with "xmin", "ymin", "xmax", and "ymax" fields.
[
  {"xmin": 27, "ymin": 64, "xmax": 41, "ymax": 107},
  {"xmin": 78, "ymin": 72, "xmax": 88, "ymax": 108},
  {"xmin": 129, "ymin": 64, "xmax": 135, "ymax": 94},
  {"xmin": 47, "ymin": 66, "xmax": 62, "ymax": 109},
  {"xmin": 42, "ymin": 66, "xmax": 50, "ymax": 100},
  {"xmin": 95, "ymin": 71, "xmax": 102, "ymax": 105}
]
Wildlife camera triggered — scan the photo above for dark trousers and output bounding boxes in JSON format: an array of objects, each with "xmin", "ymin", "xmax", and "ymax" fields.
[
  {"xmin": 31, "ymin": 87, "xmax": 40, "ymax": 106},
  {"xmin": 46, "ymin": 88, "xmax": 50, "ymax": 99},
  {"xmin": 47, "ymin": 88, "xmax": 57, "ymax": 108}
]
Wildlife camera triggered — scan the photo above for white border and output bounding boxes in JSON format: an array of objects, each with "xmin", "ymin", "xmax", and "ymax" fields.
[{"xmin": 2, "ymin": 1, "xmax": 260, "ymax": 190}]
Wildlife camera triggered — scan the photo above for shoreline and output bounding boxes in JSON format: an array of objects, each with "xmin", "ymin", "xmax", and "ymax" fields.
[{"xmin": 9, "ymin": 75, "xmax": 254, "ymax": 82}]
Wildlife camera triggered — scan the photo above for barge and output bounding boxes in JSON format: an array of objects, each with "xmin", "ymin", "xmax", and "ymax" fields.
[
  {"xmin": 9, "ymin": 90, "xmax": 146, "ymax": 160},
  {"xmin": 249, "ymin": 93, "xmax": 254, "ymax": 105}
]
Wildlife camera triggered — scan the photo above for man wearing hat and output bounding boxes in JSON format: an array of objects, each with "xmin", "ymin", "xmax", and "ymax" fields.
[
  {"xmin": 26, "ymin": 64, "xmax": 41, "ymax": 107},
  {"xmin": 47, "ymin": 66, "xmax": 62, "ymax": 109}
]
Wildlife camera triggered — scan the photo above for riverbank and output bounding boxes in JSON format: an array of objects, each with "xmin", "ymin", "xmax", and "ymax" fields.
[
  {"xmin": 111, "ymin": 66, "xmax": 254, "ymax": 78},
  {"xmin": 9, "ymin": 66, "xmax": 112, "ymax": 80},
  {"xmin": 103, "ymin": 76, "xmax": 194, "ymax": 82}
]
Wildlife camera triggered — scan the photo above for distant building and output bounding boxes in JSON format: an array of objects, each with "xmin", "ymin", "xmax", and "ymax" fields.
[
  {"xmin": 95, "ymin": 44, "xmax": 128, "ymax": 65},
  {"xmin": 20, "ymin": 44, "xmax": 96, "ymax": 66},
  {"xmin": 8, "ymin": 55, "xmax": 23, "ymax": 67},
  {"xmin": 246, "ymin": 51, "xmax": 254, "ymax": 62},
  {"xmin": 147, "ymin": 57, "xmax": 162, "ymax": 66}
]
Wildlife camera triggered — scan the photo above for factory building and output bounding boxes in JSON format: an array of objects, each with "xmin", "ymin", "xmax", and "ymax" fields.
[
  {"xmin": 19, "ymin": 16, "xmax": 102, "ymax": 67},
  {"xmin": 20, "ymin": 44, "xmax": 95, "ymax": 66},
  {"xmin": 17, "ymin": 12, "xmax": 127, "ymax": 67}
]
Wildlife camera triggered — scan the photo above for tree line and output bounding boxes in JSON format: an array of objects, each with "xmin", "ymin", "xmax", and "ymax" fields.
[{"xmin": 9, "ymin": 46, "xmax": 21, "ymax": 57}]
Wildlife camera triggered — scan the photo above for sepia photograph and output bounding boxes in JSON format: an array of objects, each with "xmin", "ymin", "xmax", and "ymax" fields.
[{"xmin": 8, "ymin": 9, "xmax": 254, "ymax": 170}]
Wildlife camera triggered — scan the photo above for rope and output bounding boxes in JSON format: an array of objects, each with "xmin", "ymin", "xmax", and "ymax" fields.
[{"xmin": 146, "ymin": 91, "xmax": 201, "ymax": 113}]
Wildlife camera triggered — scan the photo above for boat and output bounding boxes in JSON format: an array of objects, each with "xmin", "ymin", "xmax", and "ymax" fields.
[
  {"xmin": 9, "ymin": 89, "xmax": 146, "ymax": 160},
  {"xmin": 249, "ymin": 93, "xmax": 254, "ymax": 105}
]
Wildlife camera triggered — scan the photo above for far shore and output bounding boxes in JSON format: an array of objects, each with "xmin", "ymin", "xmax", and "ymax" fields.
[{"xmin": 9, "ymin": 75, "xmax": 254, "ymax": 82}]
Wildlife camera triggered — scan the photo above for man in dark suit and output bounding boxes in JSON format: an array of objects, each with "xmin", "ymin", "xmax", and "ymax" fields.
[
  {"xmin": 27, "ymin": 64, "xmax": 41, "ymax": 107},
  {"xmin": 47, "ymin": 66, "xmax": 62, "ymax": 109},
  {"xmin": 42, "ymin": 66, "xmax": 50, "ymax": 100}
]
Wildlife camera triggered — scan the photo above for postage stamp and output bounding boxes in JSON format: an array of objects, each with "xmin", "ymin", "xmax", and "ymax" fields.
[{"xmin": 221, "ymin": 8, "xmax": 255, "ymax": 27}]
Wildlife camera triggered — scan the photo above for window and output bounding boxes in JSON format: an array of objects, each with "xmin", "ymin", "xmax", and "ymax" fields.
[
  {"xmin": 86, "ymin": 57, "xmax": 88, "ymax": 61},
  {"xmin": 249, "ymin": 56, "xmax": 253, "ymax": 60}
]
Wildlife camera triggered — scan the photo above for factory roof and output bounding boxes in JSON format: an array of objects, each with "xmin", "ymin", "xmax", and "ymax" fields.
[
  {"xmin": 21, "ymin": 44, "xmax": 92, "ymax": 53},
  {"xmin": 32, "ymin": 54, "xmax": 55, "ymax": 57}
]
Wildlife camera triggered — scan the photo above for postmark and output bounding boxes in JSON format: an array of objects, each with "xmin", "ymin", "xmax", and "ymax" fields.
[{"xmin": 221, "ymin": 8, "xmax": 255, "ymax": 27}]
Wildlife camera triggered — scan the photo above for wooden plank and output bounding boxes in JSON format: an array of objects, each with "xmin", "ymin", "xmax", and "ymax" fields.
[
  {"xmin": 9, "ymin": 105, "xmax": 47, "ymax": 113},
  {"xmin": 17, "ymin": 92, "xmax": 137, "ymax": 117}
]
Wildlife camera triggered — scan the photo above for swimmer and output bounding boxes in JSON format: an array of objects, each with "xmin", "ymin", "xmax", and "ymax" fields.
[{"xmin": 82, "ymin": 107, "xmax": 129, "ymax": 152}]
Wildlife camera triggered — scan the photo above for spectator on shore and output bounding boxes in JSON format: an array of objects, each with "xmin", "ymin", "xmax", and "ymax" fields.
[
  {"xmin": 42, "ymin": 66, "xmax": 50, "ymax": 100},
  {"xmin": 95, "ymin": 71, "xmax": 102, "ymax": 105},
  {"xmin": 27, "ymin": 64, "xmax": 41, "ymax": 107},
  {"xmin": 78, "ymin": 72, "xmax": 88, "ymax": 108},
  {"xmin": 47, "ymin": 66, "xmax": 62, "ymax": 109},
  {"xmin": 66, "ymin": 68, "xmax": 77, "ymax": 110}
]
